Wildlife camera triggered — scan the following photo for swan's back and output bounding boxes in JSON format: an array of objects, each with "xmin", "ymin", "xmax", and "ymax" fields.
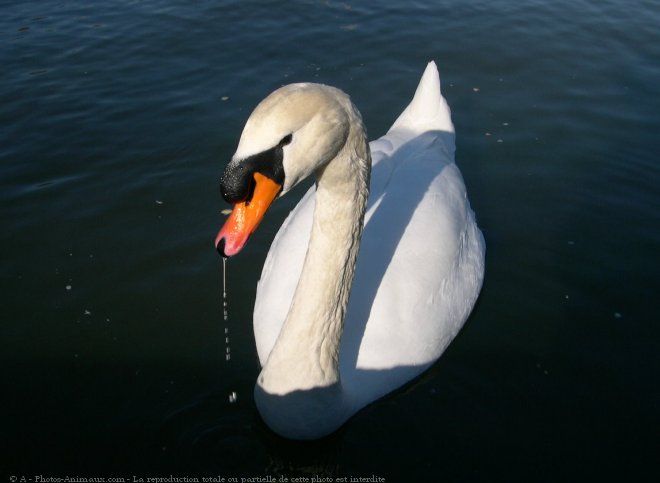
[{"xmin": 254, "ymin": 62, "xmax": 485, "ymax": 409}]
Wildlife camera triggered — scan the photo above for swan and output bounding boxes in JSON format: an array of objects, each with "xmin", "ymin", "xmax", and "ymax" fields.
[{"xmin": 214, "ymin": 61, "xmax": 485, "ymax": 440}]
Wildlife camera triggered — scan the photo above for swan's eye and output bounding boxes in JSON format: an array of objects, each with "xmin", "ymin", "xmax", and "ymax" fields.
[{"xmin": 279, "ymin": 134, "xmax": 293, "ymax": 146}]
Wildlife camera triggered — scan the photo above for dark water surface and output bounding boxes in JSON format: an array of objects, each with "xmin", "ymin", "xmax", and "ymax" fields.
[{"xmin": 2, "ymin": 0, "xmax": 659, "ymax": 480}]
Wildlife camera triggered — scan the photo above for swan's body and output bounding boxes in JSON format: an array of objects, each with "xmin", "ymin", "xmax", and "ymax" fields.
[{"xmin": 216, "ymin": 62, "xmax": 485, "ymax": 439}]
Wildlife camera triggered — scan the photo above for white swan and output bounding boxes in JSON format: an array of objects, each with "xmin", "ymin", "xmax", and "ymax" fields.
[{"xmin": 215, "ymin": 61, "xmax": 485, "ymax": 440}]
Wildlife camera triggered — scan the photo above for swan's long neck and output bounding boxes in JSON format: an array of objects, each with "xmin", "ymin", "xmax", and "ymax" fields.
[{"xmin": 257, "ymin": 104, "xmax": 370, "ymax": 396}]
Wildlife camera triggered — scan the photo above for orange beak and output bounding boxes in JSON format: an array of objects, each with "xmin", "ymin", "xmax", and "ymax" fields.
[{"xmin": 215, "ymin": 172, "xmax": 282, "ymax": 257}]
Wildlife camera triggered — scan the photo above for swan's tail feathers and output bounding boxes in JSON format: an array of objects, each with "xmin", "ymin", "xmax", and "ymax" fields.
[{"xmin": 388, "ymin": 61, "xmax": 454, "ymax": 136}]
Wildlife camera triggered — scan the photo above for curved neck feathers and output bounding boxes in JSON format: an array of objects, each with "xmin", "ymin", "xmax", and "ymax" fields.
[{"xmin": 257, "ymin": 101, "xmax": 371, "ymax": 395}]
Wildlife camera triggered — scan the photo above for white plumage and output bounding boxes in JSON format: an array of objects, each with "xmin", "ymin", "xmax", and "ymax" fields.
[{"xmin": 223, "ymin": 62, "xmax": 485, "ymax": 439}]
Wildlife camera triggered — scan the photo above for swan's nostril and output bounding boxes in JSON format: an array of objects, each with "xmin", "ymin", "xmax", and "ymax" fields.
[{"xmin": 244, "ymin": 177, "xmax": 256, "ymax": 206}]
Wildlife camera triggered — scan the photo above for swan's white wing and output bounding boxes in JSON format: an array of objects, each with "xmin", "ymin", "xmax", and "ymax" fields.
[
  {"xmin": 253, "ymin": 185, "xmax": 314, "ymax": 365},
  {"xmin": 339, "ymin": 134, "xmax": 485, "ymax": 405}
]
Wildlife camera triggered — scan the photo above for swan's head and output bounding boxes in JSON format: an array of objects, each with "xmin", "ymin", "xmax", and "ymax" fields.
[{"xmin": 215, "ymin": 83, "xmax": 351, "ymax": 257}]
